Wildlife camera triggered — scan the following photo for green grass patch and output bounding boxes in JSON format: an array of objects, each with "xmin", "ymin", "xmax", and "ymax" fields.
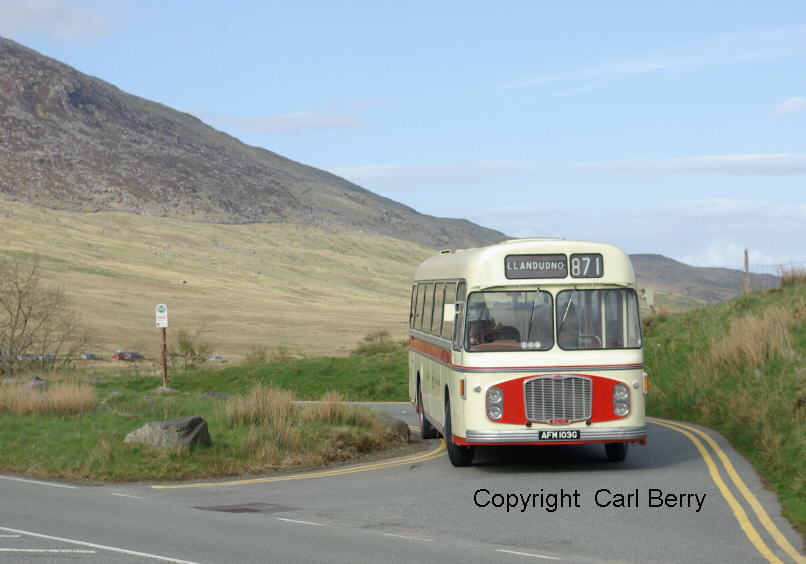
[
  {"xmin": 644, "ymin": 282, "xmax": 806, "ymax": 535},
  {"xmin": 160, "ymin": 347, "xmax": 408, "ymax": 401},
  {"xmin": 0, "ymin": 377, "xmax": 407, "ymax": 482}
]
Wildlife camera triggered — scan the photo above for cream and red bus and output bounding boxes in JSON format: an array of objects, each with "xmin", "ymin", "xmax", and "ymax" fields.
[{"xmin": 408, "ymin": 238, "xmax": 648, "ymax": 466}]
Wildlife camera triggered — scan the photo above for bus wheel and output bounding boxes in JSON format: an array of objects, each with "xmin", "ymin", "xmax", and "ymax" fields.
[
  {"xmin": 605, "ymin": 442, "xmax": 629, "ymax": 462},
  {"xmin": 445, "ymin": 398, "xmax": 474, "ymax": 467},
  {"xmin": 418, "ymin": 385, "xmax": 438, "ymax": 439}
]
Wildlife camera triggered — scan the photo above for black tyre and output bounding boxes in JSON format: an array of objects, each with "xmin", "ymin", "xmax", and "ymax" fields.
[
  {"xmin": 605, "ymin": 442, "xmax": 629, "ymax": 462},
  {"xmin": 445, "ymin": 398, "xmax": 474, "ymax": 467},
  {"xmin": 418, "ymin": 384, "xmax": 438, "ymax": 439}
]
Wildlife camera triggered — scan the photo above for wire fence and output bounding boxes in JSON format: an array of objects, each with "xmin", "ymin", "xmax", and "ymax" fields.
[{"xmin": 747, "ymin": 260, "xmax": 806, "ymax": 289}]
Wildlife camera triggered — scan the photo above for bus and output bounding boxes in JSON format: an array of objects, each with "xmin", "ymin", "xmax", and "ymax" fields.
[{"xmin": 408, "ymin": 238, "xmax": 648, "ymax": 466}]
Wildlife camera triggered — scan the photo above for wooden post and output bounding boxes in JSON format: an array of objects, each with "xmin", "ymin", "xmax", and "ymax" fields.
[
  {"xmin": 161, "ymin": 327, "xmax": 168, "ymax": 388},
  {"xmin": 744, "ymin": 248, "xmax": 750, "ymax": 295}
]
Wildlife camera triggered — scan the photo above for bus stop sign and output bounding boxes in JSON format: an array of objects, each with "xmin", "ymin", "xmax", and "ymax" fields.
[{"xmin": 156, "ymin": 303, "xmax": 168, "ymax": 328}]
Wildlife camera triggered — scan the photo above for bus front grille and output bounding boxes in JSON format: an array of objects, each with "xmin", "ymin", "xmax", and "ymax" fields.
[{"xmin": 524, "ymin": 375, "xmax": 592, "ymax": 423}]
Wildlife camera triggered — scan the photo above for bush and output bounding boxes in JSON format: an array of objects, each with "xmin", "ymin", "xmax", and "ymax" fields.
[
  {"xmin": 245, "ymin": 345, "xmax": 268, "ymax": 364},
  {"xmin": 352, "ymin": 330, "xmax": 404, "ymax": 356}
]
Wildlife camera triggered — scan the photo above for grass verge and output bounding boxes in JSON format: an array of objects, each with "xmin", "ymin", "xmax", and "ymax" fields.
[
  {"xmin": 0, "ymin": 379, "xmax": 408, "ymax": 482},
  {"xmin": 644, "ymin": 281, "xmax": 805, "ymax": 535}
]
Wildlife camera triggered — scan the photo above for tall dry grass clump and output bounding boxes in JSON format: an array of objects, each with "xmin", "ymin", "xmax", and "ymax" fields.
[
  {"xmin": 778, "ymin": 265, "xmax": 806, "ymax": 288},
  {"xmin": 224, "ymin": 383, "xmax": 294, "ymax": 427},
  {"xmin": 0, "ymin": 382, "xmax": 97, "ymax": 415},
  {"xmin": 706, "ymin": 305, "xmax": 798, "ymax": 370},
  {"xmin": 300, "ymin": 391, "xmax": 345, "ymax": 425}
]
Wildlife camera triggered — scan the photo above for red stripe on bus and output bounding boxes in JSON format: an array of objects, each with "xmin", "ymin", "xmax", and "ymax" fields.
[
  {"xmin": 409, "ymin": 336, "xmax": 452, "ymax": 364},
  {"xmin": 408, "ymin": 337, "xmax": 642, "ymax": 371}
]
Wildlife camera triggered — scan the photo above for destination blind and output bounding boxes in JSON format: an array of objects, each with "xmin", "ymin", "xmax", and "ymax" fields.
[
  {"xmin": 505, "ymin": 254, "xmax": 567, "ymax": 279},
  {"xmin": 505, "ymin": 253, "xmax": 604, "ymax": 279}
]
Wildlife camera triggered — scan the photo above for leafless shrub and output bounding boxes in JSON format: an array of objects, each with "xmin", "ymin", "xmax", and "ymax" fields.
[
  {"xmin": 169, "ymin": 328, "xmax": 213, "ymax": 370},
  {"xmin": 351, "ymin": 330, "xmax": 402, "ymax": 356},
  {"xmin": 245, "ymin": 345, "xmax": 268, "ymax": 364},
  {"xmin": 0, "ymin": 254, "xmax": 91, "ymax": 376}
]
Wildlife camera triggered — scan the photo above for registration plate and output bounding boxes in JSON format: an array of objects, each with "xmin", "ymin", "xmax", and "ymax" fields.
[{"xmin": 538, "ymin": 430, "xmax": 580, "ymax": 440}]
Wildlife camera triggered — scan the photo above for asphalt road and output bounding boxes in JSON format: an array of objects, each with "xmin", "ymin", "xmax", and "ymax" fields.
[{"xmin": 0, "ymin": 403, "xmax": 802, "ymax": 563}]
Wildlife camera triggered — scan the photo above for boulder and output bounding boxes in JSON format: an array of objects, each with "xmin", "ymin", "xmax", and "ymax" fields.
[
  {"xmin": 1, "ymin": 377, "xmax": 21, "ymax": 385},
  {"xmin": 25, "ymin": 376, "xmax": 48, "ymax": 390},
  {"xmin": 376, "ymin": 414, "xmax": 410, "ymax": 442},
  {"xmin": 124, "ymin": 415, "xmax": 211, "ymax": 450},
  {"xmin": 202, "ymin": 391, "xmax": 230, "ymax": 400}
]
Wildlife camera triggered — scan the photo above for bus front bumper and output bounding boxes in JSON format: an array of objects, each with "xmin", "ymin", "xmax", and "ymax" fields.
[{"xmin": 461, "ymin": 425, "xmax": 647, "ymax": 446}]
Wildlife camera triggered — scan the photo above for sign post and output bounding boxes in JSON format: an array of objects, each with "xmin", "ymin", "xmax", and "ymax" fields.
[{"xmin": 156, "ymin": 303, "xmax": 169, "ymax": 388}]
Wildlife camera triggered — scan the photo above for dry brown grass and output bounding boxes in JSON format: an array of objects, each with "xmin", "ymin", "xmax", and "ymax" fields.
[
  {"xmin": 779, "ymin": 266, "xmax": 806, "ymax": 288},
  {"xmin": 706, "ymin": 305, "xmax": 798, "ymax": 370},
  {"xmin": 299, "ymin": 391, "xmax": 345, "ymax": 425},
  {"xmin": 223, "ymin": 383, "xmax": 294, "ymax": 427},
  {"xmin": 0, "ymin": 381, "xmax": 97, "ymax": 415},
  {"xmin": 0, "ymin": 200, "xmax": 430, "ymax": 359}
]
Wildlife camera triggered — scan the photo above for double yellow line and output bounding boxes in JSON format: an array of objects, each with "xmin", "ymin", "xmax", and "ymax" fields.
[
  {"xmin": 649, "ymin": 417, "xmax": 803, "ymax": 564},
  {"xmin": 152, "ymin": 436, "xmax": 446, "ymax": 490}
]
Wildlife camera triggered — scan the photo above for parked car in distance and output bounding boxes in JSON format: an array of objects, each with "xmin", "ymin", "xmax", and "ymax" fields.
[
  {"xmin": 208, "ymin": 355, "xmax": 223, "ymax": 361},
  {"xmin": 80, "ymin": 352, "xmax": 103, "ymax": 360},
  {"xmin": 17, "ymin": 353, "xmax": 57, "ymax": 361},
  {"xmin": 112, "ymin": 351, "xmax": 144, "ymax": 361}
]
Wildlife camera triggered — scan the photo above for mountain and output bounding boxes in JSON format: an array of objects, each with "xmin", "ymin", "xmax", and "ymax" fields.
[
  {"xmin": 0, "ymin": 37, "xmax": 504, "ymax": 249},
  {"xmin": 0, "ymin": 37, "xmax": 783, "ymax": 356}
]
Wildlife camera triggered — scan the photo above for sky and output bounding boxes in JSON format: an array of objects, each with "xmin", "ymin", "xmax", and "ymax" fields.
[{"xmin": 1, "ymin": 0, "xmax": 804, "ymax": 272}]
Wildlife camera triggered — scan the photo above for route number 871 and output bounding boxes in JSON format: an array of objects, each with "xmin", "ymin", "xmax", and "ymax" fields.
[{"xmin": 570, "ymin": 253, "xmax": 603, "ymax": 278}]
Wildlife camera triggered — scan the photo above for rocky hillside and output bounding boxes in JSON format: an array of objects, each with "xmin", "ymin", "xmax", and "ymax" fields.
[{"xmin": 0, "ymin": 37, "xmax": 504, "ymax": 249}]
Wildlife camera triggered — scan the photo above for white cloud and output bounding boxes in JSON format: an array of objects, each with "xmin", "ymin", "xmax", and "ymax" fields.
[
  {"xmin": 0, "ymin": 0, "xmax": 116, "ymax": 40},
  {"xmin": 509, "ymin": 25, "xmax": 806, "ymax": 89},
  {"xmin": 327, "ymin": 160, "xmax": 540, "ymax": 187},
  {"xmin": 577, "ymin": 153, "xmax": 806, "ymax": 175},
  {"xmin": 455, "ymin": 198, "xmax": 804, "ymax": 269},
  {"xmin": 203, "ymin": 112, "xmax": 365, "ymax": 135},
  {"xmin": 678, "ymin": 242, "xmax": 794, "ymax": 269},
  {"xmin": 774, "ymin": 97, "xmax": 806, "ymax": 116}
]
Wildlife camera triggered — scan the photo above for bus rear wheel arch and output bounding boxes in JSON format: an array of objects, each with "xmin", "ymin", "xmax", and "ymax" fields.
[
  {"xmin": 445, "ymin": 395, "xmax": 474, "ymax": 467},
  {"xmin": 417, "ymin": 377, "xmax": 438, "ymax": 439}
]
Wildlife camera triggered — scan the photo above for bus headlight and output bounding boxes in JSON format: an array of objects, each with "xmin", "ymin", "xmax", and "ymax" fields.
[
  {"xmin": 486, "ymin": 386, "xmax": 503, "ymax": 420},
  {"xmin": 613, "ymin": 384, "xmax": 630, "ymax": 417}
]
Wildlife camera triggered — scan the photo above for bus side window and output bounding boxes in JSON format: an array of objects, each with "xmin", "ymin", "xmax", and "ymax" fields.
[
  {"xmin": 422, "ymin": 283, "xmax": 436, "ymax": 334},
  {"xmin": 441, "ymin": 282, "xmax": 457, "ymax": 339},
  {"xmin": 415, "ymin": 283, "xmax": 426, "ymax": 331},
  {"xmin": 409, "ymin": 285, "xmax": 418, "ymax": 328},
  {"xmin": 453, "ymin": 282, "xmax": 467, "ymax": 350},
  {"xmin": 432, "ymin": 282, "xmax": 445, "ymax": 337}
]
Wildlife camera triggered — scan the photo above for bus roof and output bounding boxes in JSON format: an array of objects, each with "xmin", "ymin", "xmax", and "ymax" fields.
[{"xmin": 413, "ymin": 238, "xmax": 636, "ymax": 290}]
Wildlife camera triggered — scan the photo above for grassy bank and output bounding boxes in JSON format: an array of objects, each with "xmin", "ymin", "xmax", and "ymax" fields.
[
  {"xmin": 643, "ymin": 281, "xmax": 805, "ymax": 533},
  {"xmin": 168, "ymin": 347, "xmax": 409, "ymax": 401},
  {"xmin": 0, "ymin": 377, "xmax": 408, "ymax": 482}
]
